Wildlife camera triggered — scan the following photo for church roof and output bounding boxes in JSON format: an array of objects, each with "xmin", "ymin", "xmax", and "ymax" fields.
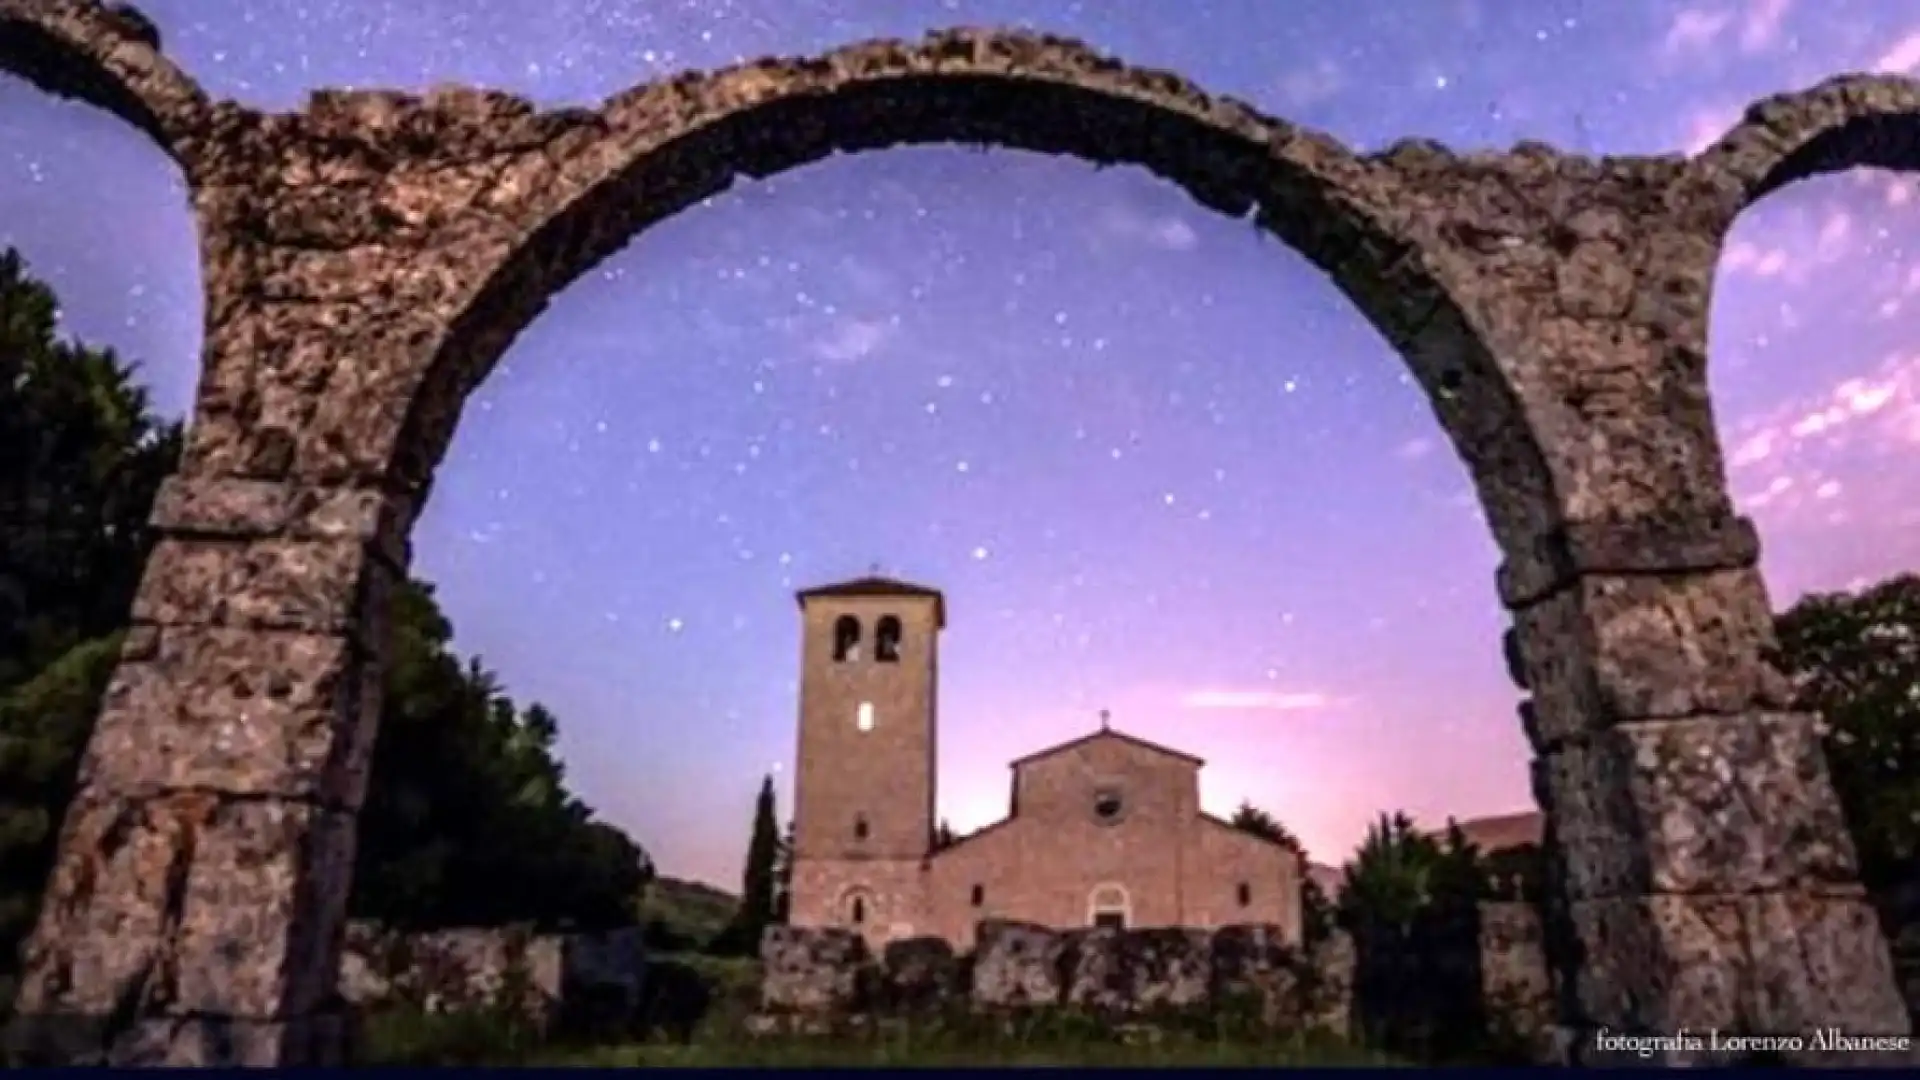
[
  {"xmin": 795, "ymin": 574, "xmax": 946, "ymax": 627},
  {"xmin": 1007, "ymin": 727, "xmax": 1205, "ymax": 771}
]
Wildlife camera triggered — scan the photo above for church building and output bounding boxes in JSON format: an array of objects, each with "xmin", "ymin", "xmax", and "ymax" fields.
[{"xmin": 786, "ymin": 574, "xmax": 1304, "ymax": 952}]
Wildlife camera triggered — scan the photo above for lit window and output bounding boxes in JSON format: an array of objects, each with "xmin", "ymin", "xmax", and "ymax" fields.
[{"xmin": 856, "ymin": 701, "xmax": 875, "ymax": 732}]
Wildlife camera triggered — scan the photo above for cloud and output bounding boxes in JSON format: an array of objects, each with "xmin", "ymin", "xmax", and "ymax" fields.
[
  {"xmin": 1660, "ymin": 1, "xmax": 1792, "ymax": 58},
  {"xmin": 1738, "ymin": 0, "xmax": 1791, "ymax": 52},
  {"xmin": 1093, "ymin": 203, "xmax": 1201, "ymax": 253},
  {"xmin": 1874, "ymin": 30, "xmax": 1920, "ymax": 73},
  {"xmin": 1182, "ymin": 689, "xmax": 1331, "ymax": 712},
  {"xmin": 1662, "ymin": 8, "xmax": 1733, "ymax": 55},
  {"xmin": 810, "ymin": 315, "xmax": 896, "ymax": 363},
  {"xmin": 1274, "ymin": 59, "xmax": 1344, "ymax": 110},
  {"xmin": 1726, "ymin": 351, "xmax": 1920, "ymax": 523}
]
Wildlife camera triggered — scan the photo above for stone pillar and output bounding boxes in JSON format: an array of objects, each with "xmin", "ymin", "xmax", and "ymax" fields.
[
  {"xmin": 3, "ymin": 474, "xmax": 409, "ymax": 1066},
  {"xmin": 1503, "ymin": 515, "xmax": 1911, "ymax": 1065}
]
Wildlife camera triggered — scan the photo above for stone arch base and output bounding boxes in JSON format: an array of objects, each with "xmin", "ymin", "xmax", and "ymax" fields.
[{"xmin": 2, "ymin": 2, "xmax": 1915, "ymax": 1065}]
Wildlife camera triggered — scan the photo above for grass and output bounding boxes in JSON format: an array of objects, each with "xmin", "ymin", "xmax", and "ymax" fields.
[{"xmin": 531, "ymin": 1028, "xmax": 1404, "ymax": 1067}]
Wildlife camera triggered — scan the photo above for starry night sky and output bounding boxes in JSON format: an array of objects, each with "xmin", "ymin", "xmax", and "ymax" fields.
[{"xmin": 4, "ymin": 0, "xmax": 1919, "ymax": 886}]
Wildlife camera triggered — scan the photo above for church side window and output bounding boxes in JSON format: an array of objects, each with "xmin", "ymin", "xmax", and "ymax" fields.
[
  {"xmin": 875, "ymin": 615, "xmax": 903, "ymax": 662},
  {"xmin": 853, "ymin": 814, "xmax": 870, "ymax": 841},
  {"xmin": 832, "ymin": 615, "xmax": 863, "ymax": 662},
  {"xmin": 970, "ymin": 884, "xmax": 985, "ymax": 907},
  {"xmin": 1237, "ymin": 882, "xmax": 1252, "ymax": 907},
  {"xmin": 856, "ymin": 701, "xmax": 875, "ymax": 732},
  {"xmin": 843, "ymin": 889, "xmax": 871, "ymax": 926}
]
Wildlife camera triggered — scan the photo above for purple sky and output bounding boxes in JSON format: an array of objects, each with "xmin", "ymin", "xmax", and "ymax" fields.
[{"xmin": 4, "ymin": 0, "xmax": 1919, "ymax": 887}]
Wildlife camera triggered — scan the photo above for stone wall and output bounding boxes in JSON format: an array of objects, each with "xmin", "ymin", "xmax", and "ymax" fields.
[
  {"xmin": 335, "ymin": 922, "xmax": 648, "ymax": 1035},
  {"xmin": 758, "ymin": 919, "xmax": 1354, "ymax": 1036},
  {"xmin": 752, "ymin": 909, "xmax": 1556, "ymax": 1058}
]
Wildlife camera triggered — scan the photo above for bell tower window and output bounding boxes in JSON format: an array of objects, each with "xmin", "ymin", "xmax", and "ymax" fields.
[
  {"xmin": 875, "ymin": 615, "xmax": 903, "ymax": 662},
  {"xmin": 856, "ymin": 701, "xmax": 875, "ymax": 732},
  {"xmin": 853, "ymin": 815, "xmax": 869, "ymax": 841},
  {"xmin": 832, "ymin": 615, "xmax": 862, "ymax": 662}
]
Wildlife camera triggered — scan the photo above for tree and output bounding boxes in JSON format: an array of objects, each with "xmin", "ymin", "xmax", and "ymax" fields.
[
  {"xmin": 1338, "ymin": 811, "xmax": 1444, "ymax": 936},
  {"xmin": 931, "ymin": 819, "xmax": 957, "ymax": 852},
  {"xmin": 0, "ymin": 248, "xmax": 180, "ymax": 694},
  {"xmin": 713, "ymin": 775, "xmax": 780, "ymax": 954},
  {"xmin": 1228, "ymin": 800, "xmax": 1306, "ymax": 854},
  {"xmin": 0, "ymin": 247, "xmax": 655, "ymax": 993},
  {"xmin": 1772, "ymin": 574, "xmax": 1920, "ymax": 888},
  {"xmin": 771, "ymin": 819, "xmax": 795, "ymax": 925}
]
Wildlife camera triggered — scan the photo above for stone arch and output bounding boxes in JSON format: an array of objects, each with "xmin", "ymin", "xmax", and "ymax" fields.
[
  {"xmin": 1, "ymin": 11, "xmax": 1908, "ymax": 1066},
  {"xmin": 1689, "ymin": 74, "xmax": 1920, "ymax": 211},
  {"xmin": 0, "ymin": 0, "xmax": 213, "ymax": 173},
  {"xmin": 379, "ymin": 29, "xmax": 1562, "ymax": 561}
]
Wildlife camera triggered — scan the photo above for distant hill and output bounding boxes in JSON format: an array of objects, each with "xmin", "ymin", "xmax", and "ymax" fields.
[{"xmin": 638, "ymin": 876, "xmax": 739, "ymax": 949}]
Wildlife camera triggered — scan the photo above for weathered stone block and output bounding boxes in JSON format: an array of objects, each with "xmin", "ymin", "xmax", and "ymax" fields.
[
  {"xmin": 759, "ymin": 925, "xmax": 870, "ymax": 1014},
  {"xmin": 1477, "ymin": 902, "xmax": 1555, "ymax": 1059},
  {"xmin": 1567, "ymin": 890, "xmax": 1910, "ymax": 1061},
  {"xmin": 971, "ymin": 920, "xmax": 1065, "ymax": 1009},
  {"xmin": 1062, "ymin": 926, "xmax": 1210, "ymax": 1014},
  {"xmin": 148, "ymin": 474, "xmax": 414, "ymax": 567},
  {"xmin": 1210, "ymin": 923, "xmax": 1303, "ymax": 1029},
  {"xmin": 1540, "ymin": 713, "xmax": 1857, "ymax": 900},
  {"xmin": 13, "ymin": 792, "xmax": 352, "ymax": 1022},
  {"xmin": 79, "ymin": 625, "xmax": 378, "ymax": 809},
  {"xmin": 1305, "ymin": 930, "xmax": 1355, "ymax": 1037},
  {"xmin": 1511, "ymin": 568, "xmax": 1791, "ymax": 744},
  {"xmin": 879, "ymin": 936, "xmax": 960, "ymax": 1013},
  {"xmin": 338, "ymin": 922, "xmax": 563, "ymax": 1022},
  {"xmin": 131, "ymin": 536, "xmax": 393, "ymax": 641}
]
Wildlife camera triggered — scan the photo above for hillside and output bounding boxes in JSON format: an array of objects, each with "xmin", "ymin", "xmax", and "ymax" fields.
[{"xmin": 638, "ymin": 876, "xmax": 740, "ymax": 949}]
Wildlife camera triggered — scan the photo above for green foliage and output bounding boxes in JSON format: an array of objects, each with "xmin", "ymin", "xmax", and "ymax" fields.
[
  {"xmin": 0, "ymin": 247, "xmax": 650, "ymax": 1004},
  {"xmin": 1338, "ymin": 812, "xmax": 1443, "ymax": 935},
  {"xmin": 1771, "ymin": 575, "xmax": 1920, "ymax": 887},
  {"xmin": 771, "ymin": 819, "xmax": 794, "ymax": 924},
  {"xmin": 349, "ymin": 577, "xmax": 652, "ymax": 931},
  {"xmin": 711, "ymin": 776, "xmax": 780, "ymax": 955},
  {"xmin": 0, "ymin": 249, "xmax": 180, "ymax": 695}
]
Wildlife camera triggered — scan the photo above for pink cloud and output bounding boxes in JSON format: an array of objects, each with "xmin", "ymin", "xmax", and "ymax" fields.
[{"xmin": 1182, "ymin": 689, "xmax": 1332, "ymax": 712}]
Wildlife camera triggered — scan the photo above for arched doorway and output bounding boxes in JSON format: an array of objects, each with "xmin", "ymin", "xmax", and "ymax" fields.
[
  {"xmin": 0, "ymin": 6, "xmax": 1909, "ymax": 1064},
  {"xmin": 1088, "ymin": 883, "xmax": 1131, "ymax": 930}
]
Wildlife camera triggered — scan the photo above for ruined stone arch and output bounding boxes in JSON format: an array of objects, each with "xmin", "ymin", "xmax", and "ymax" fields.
[
  {"xmin": 0, "ymin": 0, "xmax": 213, "ymax": 172},
  {"xmin": 1689, "ymin": 74, "xmax": 1920, "ymax": 210},
  {"xmin": 0, "ymin": 2, "xmax": 1911, "ymax": 1066},
  {"xmin": 378, "ymin": 29, "xmax": 1565, "ymax": 560}
]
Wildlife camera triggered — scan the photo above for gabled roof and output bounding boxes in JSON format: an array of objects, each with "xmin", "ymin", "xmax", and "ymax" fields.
[
  {"xmin": 1428, "ymin": 810, "xmax": 1543, "ymax": 854},
  {"xmin": 795, "ymin": 575, "xmax": 946, "ymax": 628},
  {"xmin": 1007, "ymin": 727, "xmax": 1205, "ymax": 771}
]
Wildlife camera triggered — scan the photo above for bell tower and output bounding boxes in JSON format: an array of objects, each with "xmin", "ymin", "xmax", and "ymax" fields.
[{"xmin": 788, "ymin": 574, "xmax": 943, "ymax": 939}]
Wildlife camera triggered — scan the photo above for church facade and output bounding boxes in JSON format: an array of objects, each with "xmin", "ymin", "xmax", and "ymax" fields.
[{"xmin": 787, "ymin": 574, "xmax": 1304, "ymax": 952}]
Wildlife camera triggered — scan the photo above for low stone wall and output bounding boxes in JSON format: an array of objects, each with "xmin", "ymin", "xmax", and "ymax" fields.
[
  {"xmin": 757, "ymin": 920, "xmax": 1355, "ymax": 1035},
  {"xmin": 336, "ymin": 922, "xmax": 649, "ymax": 1034}
]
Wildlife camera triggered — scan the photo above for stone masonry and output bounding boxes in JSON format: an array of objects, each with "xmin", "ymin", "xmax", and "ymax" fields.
[{"xmin": 3, "ymin": 0, "xmax": 1917, "ymax": 1064}]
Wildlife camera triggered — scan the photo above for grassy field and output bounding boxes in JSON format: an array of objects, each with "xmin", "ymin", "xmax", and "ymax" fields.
[
  {"xmin": 529, "ymin": 1030, "xmax": 1403, "ymax": 1067},
  {"xmin": 365, "ymin": 1009, "xmax": 1402, "ymax": 1068},
  {"xmin": 358, "ymin": 944, "xmax": 1416, "ymax": 1068}
]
